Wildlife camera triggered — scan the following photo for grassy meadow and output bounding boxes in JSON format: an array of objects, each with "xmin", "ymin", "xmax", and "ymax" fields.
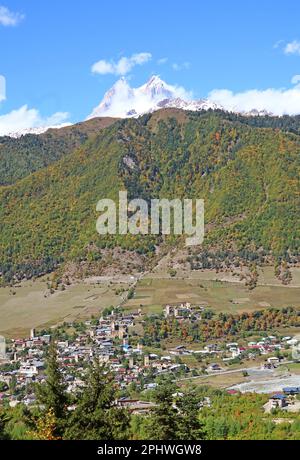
[{"xmin": 0, "ymin": 277, "xmax": 130, "ymax": 338}]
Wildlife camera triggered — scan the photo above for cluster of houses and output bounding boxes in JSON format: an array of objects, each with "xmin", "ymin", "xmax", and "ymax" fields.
[
  {"xmin": 223, "ymin": 336, "xmax": 293, "ymax": 363},
  {"xmin": 163, "ymin": 334, "xmax": 298, "ymax": 368},
  {"xmin": 0, "ymin": 308, "xmax": 191, "ymax": 408},
  {"xmin": 1, "ymin": 302, "xmax": 299, "ymax": 411}
]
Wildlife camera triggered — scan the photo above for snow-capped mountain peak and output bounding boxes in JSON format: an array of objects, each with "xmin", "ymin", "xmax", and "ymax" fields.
[
  {"xmin": 139, "ymin": 75, "xmax": 174, "ymax": 99},
  {"xmin": 87, "ymin": 75, "xmax": 220, "ymax": 119}
]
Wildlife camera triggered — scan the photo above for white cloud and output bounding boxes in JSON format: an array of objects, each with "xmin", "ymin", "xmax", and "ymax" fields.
[
  {"xmin": 91, "ymin": 52, "xmax": 152, "ymax": 76},
  {"xmin": 0, "ymin": 75, "xmax": 5, "ymax": 102},
  {"xmin": 0, "ymin": 5, "xmax": 24, "ymax": 26},
  {"xmin": 208, "ymin": 79, "xmax": 300, "ymax": 116},
  {"xmin": 0, "ymin": 105, "xmax": 70, "ymax": 136},
  {"xmin": 91, "ymin": 60, "xmax": 115, "ymax": 74},
  {"xmin": 284, "ymin": 40, "xmax": 300, "ymax": 55},
  {"xmin": 172, "ymin": 62, "xmax": 191, "ymax": 71}
]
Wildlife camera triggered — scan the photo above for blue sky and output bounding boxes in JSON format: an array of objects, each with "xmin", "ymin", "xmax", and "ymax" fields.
[{"xmin": 1, "ymin": 0, "xmax": 300, "ymax": 132}]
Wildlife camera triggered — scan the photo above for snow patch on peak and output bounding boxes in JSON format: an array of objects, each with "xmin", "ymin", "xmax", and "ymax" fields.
[
  {"xmin": 139, "ymin": 75, "xmax": 174, "ymax": 99},
  {"xmin": 157, "ymin": 97, "xmax": 222, "ymax": 112}
]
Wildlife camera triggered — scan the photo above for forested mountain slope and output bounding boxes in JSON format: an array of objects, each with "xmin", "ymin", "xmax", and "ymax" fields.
[
  {"xmin": 0, "ymin": 117, "xmax": 117, "ymax": 185},
  {"xmin": 0, "ymin": 109, "xmax": 299, "ymax": 282}
]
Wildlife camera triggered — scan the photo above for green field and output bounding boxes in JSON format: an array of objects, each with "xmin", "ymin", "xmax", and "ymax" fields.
[
  {"xmin": 0, "ymin": 278, "xmax": 131, "ymax": 338},
  {"xmin": 124, "ymin": 269, "xmax": 300, "ymax": 315}
]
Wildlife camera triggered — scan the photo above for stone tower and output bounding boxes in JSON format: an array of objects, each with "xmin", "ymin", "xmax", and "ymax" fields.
[{"xmin": 0, "ymin": 336, "xmax": 6, "ymax": 359}]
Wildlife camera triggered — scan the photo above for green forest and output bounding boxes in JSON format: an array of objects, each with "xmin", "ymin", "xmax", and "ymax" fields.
[{"xmin": 0, "ymin": 109, "xmax": 299, "ymax": 283}]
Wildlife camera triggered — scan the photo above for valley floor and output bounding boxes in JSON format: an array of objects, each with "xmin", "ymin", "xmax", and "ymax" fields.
[
  {"xmin": 0, "ymin": 276, "xmax": 134, "ymax": 338},
  {"xmin": 1, "ymin": 266, "xmax": 300, "ymax": 338}
]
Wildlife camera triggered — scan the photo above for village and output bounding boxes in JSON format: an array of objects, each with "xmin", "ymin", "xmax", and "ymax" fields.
[{"xmin": 0, "ymin": 301, "xmax": 300, "ymax": 415}]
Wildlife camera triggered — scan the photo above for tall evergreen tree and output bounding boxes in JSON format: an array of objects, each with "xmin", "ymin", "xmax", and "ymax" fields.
[
  {"xmin": 175, "ymin": 391, "xmax": 205, "ymax": 440},
  {"xmin": 65, "ymin": 360, "xmax": 130, "ymax": 440},
  {"xmin": 146, "ymin": 383, "xmax": 179, "ymax": 440},
  {"xmin": 36, "ymin": 341, "xmax": 68, "ymax": 435}
]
